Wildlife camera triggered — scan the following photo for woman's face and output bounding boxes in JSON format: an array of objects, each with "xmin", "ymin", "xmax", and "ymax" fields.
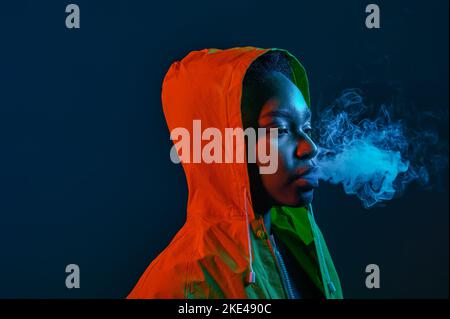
[{"xmin": 256, "ymin": 72, "xmax": 318, "ymax": 207}]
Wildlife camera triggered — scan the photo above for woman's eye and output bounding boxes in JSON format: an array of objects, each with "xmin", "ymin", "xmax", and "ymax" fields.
[{"xmin": 277, "ymin": 127, "xmax": 289, "ymax": 136}]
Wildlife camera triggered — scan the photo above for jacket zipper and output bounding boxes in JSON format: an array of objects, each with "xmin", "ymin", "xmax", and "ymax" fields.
[
  {"xmin": 270, "ymin": 235, "xmax": 297, "ymax": 299},
  {"xmin": 256, "ymin": 217, "xmax": 294, "ymax": 299}
]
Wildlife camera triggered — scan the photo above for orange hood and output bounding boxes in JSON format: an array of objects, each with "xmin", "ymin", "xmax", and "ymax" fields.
[{"xmin": 162, "ymin": 47, "xmax": 310, "ymax": 221}]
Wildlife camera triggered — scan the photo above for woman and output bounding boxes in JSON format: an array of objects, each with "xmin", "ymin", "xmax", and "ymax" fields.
[{"xmin": 128, "ymin": 47, "xmax": 342, "ymax": 299}]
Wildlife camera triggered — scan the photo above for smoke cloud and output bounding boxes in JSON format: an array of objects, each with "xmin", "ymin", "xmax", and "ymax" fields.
[{"xmin": 313, "ymin": 89, "xmax": 448, "ymax": 208}]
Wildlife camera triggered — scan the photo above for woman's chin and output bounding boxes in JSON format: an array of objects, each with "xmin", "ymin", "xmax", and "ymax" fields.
[{"xmin": 278, "ymin": 189, "xmax": 314, "ymax": 207}]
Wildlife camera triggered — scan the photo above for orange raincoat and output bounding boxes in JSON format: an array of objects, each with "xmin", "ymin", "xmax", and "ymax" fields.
[{"xmin": 128, "ymin": 47, "xmax": 342, "ymax": 299}]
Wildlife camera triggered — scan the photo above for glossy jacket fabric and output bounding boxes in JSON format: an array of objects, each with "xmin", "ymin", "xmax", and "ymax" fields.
[{"xmin": 128, "ymin": 47, "xmax": 343, "ymax": 299}]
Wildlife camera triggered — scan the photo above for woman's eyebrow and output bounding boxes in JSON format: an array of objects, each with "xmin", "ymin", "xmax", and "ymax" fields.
[
  {"xmin": 261, "ymin": 108, "xmax": 312, "ymax": 121},
  {"xmin": 260, "ymin": 110, "xmax": 293, "ymax": 120}
]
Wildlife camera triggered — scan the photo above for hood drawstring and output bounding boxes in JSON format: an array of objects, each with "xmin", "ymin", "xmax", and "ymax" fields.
[
  {"xmin": 244, "ymin": 188, "xmax": 256, "ymax": 284},
  {"xmin": 308, "ymin": 204, "xmax": 336, "ymax": 295}
]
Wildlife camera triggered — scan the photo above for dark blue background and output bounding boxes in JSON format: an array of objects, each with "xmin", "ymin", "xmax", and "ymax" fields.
[{"xmin": 0, "ymin": 0, "xmax": 448, "ymax": 298}]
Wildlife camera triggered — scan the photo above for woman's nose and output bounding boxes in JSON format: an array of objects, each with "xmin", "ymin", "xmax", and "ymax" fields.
[{"xmin": 296, "ymin": 136, "xmax": 318, "ymax": 160}]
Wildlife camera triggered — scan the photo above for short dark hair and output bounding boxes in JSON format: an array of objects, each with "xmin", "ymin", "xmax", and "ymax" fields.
[{"xmin": 243, "ymin": 51, "xmax": 293, "ymax": 85}]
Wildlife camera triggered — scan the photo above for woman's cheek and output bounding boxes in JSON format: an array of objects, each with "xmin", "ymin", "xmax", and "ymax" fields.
[{"xmin": 255, "ymin": 133, "xmax": 279, "ymax": 175}]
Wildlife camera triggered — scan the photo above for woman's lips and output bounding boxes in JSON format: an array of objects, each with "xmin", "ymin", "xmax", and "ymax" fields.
[{"xmin": 292, "ymin": 174, "xmax": 319, "ymax": 190}]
